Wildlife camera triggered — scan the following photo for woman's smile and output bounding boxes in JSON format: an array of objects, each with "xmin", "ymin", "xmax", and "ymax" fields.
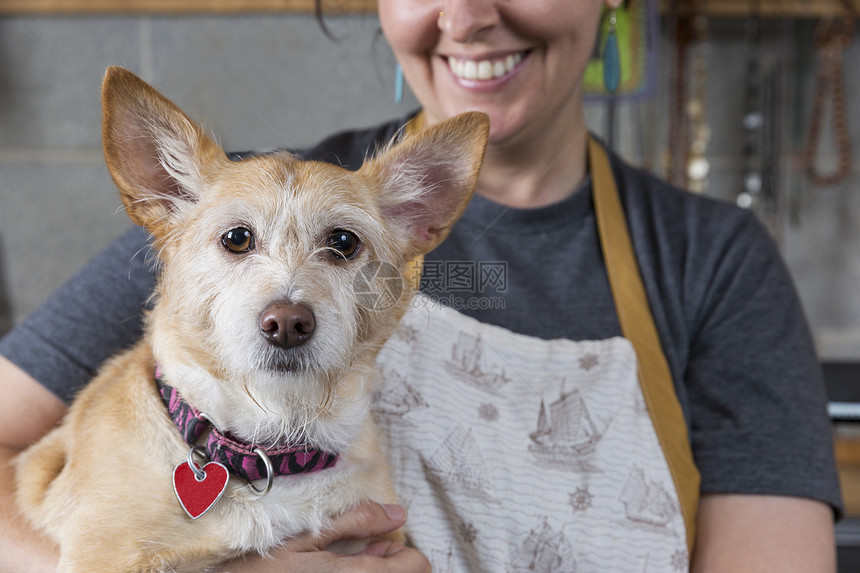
[{"xmin": 444, "ymin": 50, "xmax": 526, "ymax": 84}]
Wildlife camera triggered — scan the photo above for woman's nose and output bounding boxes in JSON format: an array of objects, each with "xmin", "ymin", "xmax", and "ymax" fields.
[{"xmin": 439, "ymin": 0, "xmax": 501, "ymax": 43}]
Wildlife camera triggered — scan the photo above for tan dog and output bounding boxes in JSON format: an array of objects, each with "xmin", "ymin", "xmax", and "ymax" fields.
[{"xmin": 14, "ymin": 67, "xmax": 488, "ymax": 572}]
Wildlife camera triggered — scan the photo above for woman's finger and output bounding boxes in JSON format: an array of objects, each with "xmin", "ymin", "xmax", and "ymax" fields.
[
  {"xmin": 332, "ymin": 545, "xmax": 432, "ymax": 573},
  {"xmin": 285, "ymin": 502, "xmax": 407, "ymax": 552}
]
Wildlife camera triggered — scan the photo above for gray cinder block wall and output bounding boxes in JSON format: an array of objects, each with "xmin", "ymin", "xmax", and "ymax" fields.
[
  {"xmin": 0, "ymin": 13, "xmax": 858, "ymax": 361},
  {"xmin": 0, "ymin": 13, "xmax": 414, "ymax": 330}
]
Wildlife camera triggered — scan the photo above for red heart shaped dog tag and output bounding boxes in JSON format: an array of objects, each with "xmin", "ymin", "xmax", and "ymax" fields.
[{"xmin": 173, "ymin": 460, "xmax": 229, "ymax": 519}]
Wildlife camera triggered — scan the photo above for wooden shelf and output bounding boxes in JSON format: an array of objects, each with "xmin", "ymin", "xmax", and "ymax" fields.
[
  {"xmin": 0, "ymin": 0, "xmax": 374, "ymax": 14},
  {"xmin": 837, "ymin": 437, "xmax": 860, "ymax": 466},
  {"xmin": 837, "ymin": 436, "xmax": 860, "ymax": 517},
  {"xmin": 0, "ymin": 0, "xmax": 854, "ymax": 16},
  {"xmin": 663, "ymin": 0, "xmax": 856, "ymax": 18}
]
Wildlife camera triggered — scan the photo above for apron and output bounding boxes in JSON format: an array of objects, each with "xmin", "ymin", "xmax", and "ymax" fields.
[{"xmin": 373, "ymin": 131, "xmax": 700, "ymax": 572}]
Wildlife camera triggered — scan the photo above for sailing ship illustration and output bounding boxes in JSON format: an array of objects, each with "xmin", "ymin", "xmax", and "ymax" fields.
[
  {"xmin": 445, "ymin": 333, "xmax": 512, "ymax": 394},
  {"xmin": 371, "ymin": 369, "xmax": 428, "ymax": 424},
  {"xmin": 528, "ymin": 387, "xmax": 609, "ymax": 469},
  {"xmin": 425, "ymin": 424, "xmax": 496, "ymax": 502},
  {"xmin": 508, "ymin": 519, "xmax": 576, "ymax": 573},
  {"xmin": 619, "ymin": 466, "xmax": 678, "ymax": 528}
]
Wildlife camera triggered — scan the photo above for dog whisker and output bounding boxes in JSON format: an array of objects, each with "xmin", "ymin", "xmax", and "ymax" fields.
[{"xmin": 241, "ymin": 383, "xmax": 270, "ymax": 417}]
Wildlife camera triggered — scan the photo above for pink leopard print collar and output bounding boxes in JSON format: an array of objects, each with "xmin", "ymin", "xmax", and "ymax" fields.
[{"xmin": 155, "ymin": 369, "xmax": 338, "ymax": 483}]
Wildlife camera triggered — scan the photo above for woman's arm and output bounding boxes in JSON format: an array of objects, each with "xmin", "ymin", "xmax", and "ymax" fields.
[
  {"xmin": 691, "ymin": 493, "xmax": 836, "ymax": 572},
  {"xmin": 0, "ymin": 355, "xmax": 65, "ymax": 572},
  {"xmin": 0, "ymin": 227, "xmax": 158, "ymax": 405}
]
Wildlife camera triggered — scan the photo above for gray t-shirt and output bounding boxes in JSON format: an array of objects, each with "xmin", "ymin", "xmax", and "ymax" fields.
[{"xmin": 0, "ymin": 117, "xmax": 842, "ymax": 516}]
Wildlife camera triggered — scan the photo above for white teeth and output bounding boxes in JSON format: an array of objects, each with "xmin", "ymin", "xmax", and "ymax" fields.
[
  {"xmin": 449, "ymin": 52, "xmax": 524, "ymax": 81},
  {"xmin": 463, "ymin": 60, "xmax": 477, "ymax": 80}
]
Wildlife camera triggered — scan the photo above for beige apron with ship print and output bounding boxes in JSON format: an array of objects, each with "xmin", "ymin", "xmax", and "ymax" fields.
[{"xmin": 374, "ymin": 133, "xmax": 700, "ymax": 572}]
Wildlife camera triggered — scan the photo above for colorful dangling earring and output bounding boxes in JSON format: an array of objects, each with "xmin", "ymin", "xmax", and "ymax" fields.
[
  {"xmin": 603, "ymin": 8, "xmax": 620, "ymax": 94},
  {"xmin": 394, "ymin": 63, "xmax": 404, "ymax": 104}
]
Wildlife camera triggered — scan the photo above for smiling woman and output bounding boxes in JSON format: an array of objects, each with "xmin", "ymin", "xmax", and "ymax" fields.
[
  {"xmin": 377, "ymin": 0, "xmax": 612, "ymax": 211},
  {"xmin": 379, "ymin": 0, "xmax": 602, "ymax": 148}
]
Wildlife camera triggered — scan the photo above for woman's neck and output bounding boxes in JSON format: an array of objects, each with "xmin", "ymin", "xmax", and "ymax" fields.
[{"xmin": 474, "ymin": 103, "xmax": 589, "ymax": 210}]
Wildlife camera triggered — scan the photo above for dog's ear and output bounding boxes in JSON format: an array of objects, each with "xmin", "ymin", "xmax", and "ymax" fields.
[
  {"xmin": 365, "ymin": 112, "xmax": 489, "ymax": 257},
  {"xmin": 101, "ymin": 67, "xmax": 226, "ymax": 236}
]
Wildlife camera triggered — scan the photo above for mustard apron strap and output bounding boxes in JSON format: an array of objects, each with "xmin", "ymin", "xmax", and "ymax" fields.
[{"xmin": 588, "ymin": 135, "xmax": 701, "ymax": 555}]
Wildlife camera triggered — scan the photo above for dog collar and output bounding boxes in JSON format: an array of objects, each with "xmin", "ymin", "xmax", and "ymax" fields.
[{"xmin": 155, "ymin": 370, "xmax": 338, "ymax": 484}]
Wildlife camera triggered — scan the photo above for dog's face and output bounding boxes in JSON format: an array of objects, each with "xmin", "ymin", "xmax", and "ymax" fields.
[
  {"xmin": 100, "ymin": 67, "xmax": 488, "ymax": 443},
  {"xmin": 152, "ymin": 157, "xmax": 397, "ymax": 380}
]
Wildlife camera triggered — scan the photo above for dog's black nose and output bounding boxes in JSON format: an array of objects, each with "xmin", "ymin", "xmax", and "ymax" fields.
[{"xmin": 260, "ymin": 302, "xmax": 315, "ymax": 349}]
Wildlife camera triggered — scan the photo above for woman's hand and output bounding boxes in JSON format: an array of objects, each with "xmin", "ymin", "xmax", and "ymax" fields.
[{"xmin": 216, "ymin": 502, "xmax": 430, "ymax": 573}]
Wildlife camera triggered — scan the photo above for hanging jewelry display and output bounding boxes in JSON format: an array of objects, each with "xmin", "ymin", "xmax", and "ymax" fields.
[
  {"xmin": 664, "ymin": 0, "xmax": 709, "ymax": 193},
  {"xmin": 787, "ymin": 20, "xmax": 815, "ymax": 228},
  {"xmin": 684, "ymin": 14, "xmax": 711, "ymax": 194},
  {"xmin": 737, "ymin": 8, "xmax": 764, "ymax": 209},
  {"xmin": 802, "ymin": 0, "xmax": 855, "ymax": 187},
  {"xmin": 737, "ymin": 11, "xmax": 789, "ymax": 240},
  {"xmin": 664, "ymin": 0, "xmax": 691, "ymax": 187},
  {"xmin": 760, "ymin": 55, "xmax": 785, "ymax": 239}
]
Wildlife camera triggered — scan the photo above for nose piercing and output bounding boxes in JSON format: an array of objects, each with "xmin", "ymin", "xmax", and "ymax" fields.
[{"xmin": 439, "ymin": 10, "xmax": 445, "ymax": 18}]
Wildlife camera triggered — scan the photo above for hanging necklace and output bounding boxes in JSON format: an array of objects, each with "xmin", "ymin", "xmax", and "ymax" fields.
[
  {"xmin": 802, "ymin": 0, "xmax": 855, "ymax": 187},
  {"xmin": 665, "ymin": 0, "xmax": 690, "ymax": 187},
  {"xmin": 738, "ymin": 7, "xmax": 764, "ymax": 209},
  {"xmin": 759, "ymin": 51, "xmax": 785, "ymax": 238},
  {"xmin": 684, "ymin": 14, "xmax": 711, "ymax": 194},
  {"xmin": 664, "ymin": 0, "xmax": 709, "ymax": 192}
]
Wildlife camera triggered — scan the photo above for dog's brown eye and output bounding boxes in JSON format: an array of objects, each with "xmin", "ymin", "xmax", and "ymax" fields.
[
  {"xmin": 222, "ymin": 227, "xmax": 255, "ymax": 253},
  {"xmin": 326, "ymin": 229, "xmax": 360, "ymax": 260}
]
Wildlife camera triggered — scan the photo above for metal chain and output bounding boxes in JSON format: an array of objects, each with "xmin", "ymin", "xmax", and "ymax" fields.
[
  {"xmin": 685, "ymin": 14, "xmax": 711, "ymax": 194},
  {"xmin": 665, "ymin": 0, "xmax": 693, "ymax": 188},
  {"xmin": 803, "ymin": 0, "xmax": 855, "ymax": 187}
]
